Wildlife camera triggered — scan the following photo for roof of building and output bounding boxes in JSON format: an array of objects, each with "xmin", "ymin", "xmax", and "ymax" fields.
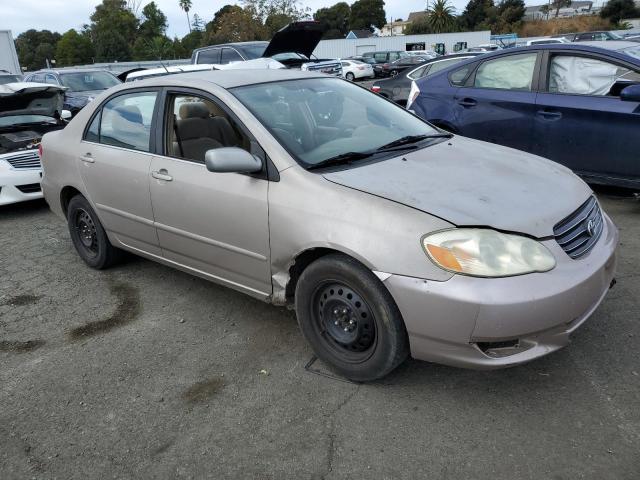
[
  {"xmin": 525, "ymin": 1, "xmax": 593, "ymax": 12},
  {"xmin": 346, "ymin": 29, "xmax": 374, "ymax": 39}
]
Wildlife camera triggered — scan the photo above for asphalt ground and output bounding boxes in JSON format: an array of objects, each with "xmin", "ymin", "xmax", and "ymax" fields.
[{"xmin": 1, "ymin": 190, "xmax": 639, "ymax": 479}]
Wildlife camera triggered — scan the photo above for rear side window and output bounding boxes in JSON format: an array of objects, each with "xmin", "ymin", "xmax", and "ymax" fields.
[
  {"xmin": 428, "ymin": 58, "xmax": 468, "ymax": 77},
  {"xmin": 90, "ymin": 92, "xmax": 158, "ymax": 151},
  {"xmin": 197, "ymin": 48, "xmax": 221, "ymax": 64},
  {"xmin": 374, "ymin": 52, "xmax": 387, "ymax": 62},
  {"xmin": 474, "ymin": 53, "xmax": 537, "ymax": 91},
  {"xmin": 449, "ymin": 65, "xmax": 473, "ymax": 86},
  {"xmin": 407, "ymin": 65, "xmax": 427, "ymax": 80},
  {"xmin": 85, "ymin": 112, "xmax": 100, "ymax": 142}
]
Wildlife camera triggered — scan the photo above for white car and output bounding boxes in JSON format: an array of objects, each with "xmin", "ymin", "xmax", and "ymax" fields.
[
  {"xmin": 125, "ymin": 59, "xmax": 286, "ymax": 82},
  {"xmin": 341, "ymin": 60, "xmax": 375, "ymax": 81},
  {"xmin": 0, "ymin": 83, "xmax": 69, "ymax": 205}
]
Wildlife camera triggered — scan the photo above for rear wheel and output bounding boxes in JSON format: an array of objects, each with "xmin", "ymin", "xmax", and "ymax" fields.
[
  {"xmin": 67, "ymin": 195, "xmax": 121, "ymax": 269},
  {"xmin": 295, "ymin": 254, "xmax": 409, "ymax": 382},
  {"xmin": 345, "ymin": 72, "xmax": 355, "ymax": 82}
]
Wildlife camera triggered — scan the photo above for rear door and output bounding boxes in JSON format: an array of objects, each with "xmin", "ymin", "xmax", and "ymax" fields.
[
  {"xmin": 452, "ymin": 51, "xmax": 541, "ymax": 151},
  {"xmin": 79, "ymin": 90, "xmax": 161, "ymax": 255},
  {"xmin": 533, "ymin": 50, "xmax": 640, "ymax": 184}
]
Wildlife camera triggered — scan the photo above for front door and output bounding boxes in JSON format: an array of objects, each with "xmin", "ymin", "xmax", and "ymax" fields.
[
  {"xmin": 533, "ymin": 52, "xmax": 640, "ymax": 185},
  {"xmin": 149, "ymin": 90, "xmax": 271, "ymax": 297},
  {"xmin": 453, "ymin": 51, "xmax": 540, "ymax": 151},
  {"xmin": 79, "ymin": 90, "xmax": 161, "ymax": 255}
]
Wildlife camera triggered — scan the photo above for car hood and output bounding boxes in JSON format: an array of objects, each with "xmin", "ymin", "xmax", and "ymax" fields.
[
  {"xmin": 0, "ymin": 82, "xmax": 66, "ymax": 118},
  {"xmin": 262, "ymin": 21, "xmax": 325, "ymax": 59},
  {"xmin": 322, "ymin": 136, "xmax": 592, "ymax": 238}
]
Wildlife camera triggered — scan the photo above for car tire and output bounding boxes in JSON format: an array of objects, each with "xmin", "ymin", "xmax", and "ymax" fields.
[
  {"xmin": 67, "ymin": 195, "xmax": 122, "ymax": 269},
  {"xmin": 346, "ymin": 72, "xmax": 355, "ymax": 82},
  {"xmin": 390, "ymin": 70, "xmax": 399, "ymax": 77},
  {"xmin": 295, "ymin": 254, "xmax": 409, "ymax": 382}
]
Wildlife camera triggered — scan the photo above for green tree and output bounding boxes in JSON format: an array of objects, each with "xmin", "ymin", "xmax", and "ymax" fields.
[
  {"xmin": 179, "ymin": 0, "xmax": 193, "ymax": 32},
  {"xmin": 265, "ymin": 12, "xmax": 295, "ymax": 36},
  {"xmin": 349, "ymin": 0, "xmax": 386, "ymax": 30},
  {"xmin": 191, "ymin": 13, "xmax": 205, "ymax": 32},
  {"xmin": 139, "ymin": 2, "xmax": 168, "ymax": 38},
  {"xmin": 241, "ymin": 0, "xmax": 310, "ymax": 22},
  {"xmin": 497, "ymin": 0, "xmax": 525, "ymax": 26},
  {"xmin": 15, "ymin": 30, "xmax": 61, "ymax": 71},
  {"xmin": 55, "ymin": 29, "xmax": 94, "ymax": 67},
  {"xmin": 458, "ymin": 0, "xmax": 495, "ymax": 31},
  {"xmin": 427, "ymin": 0, "xmax": 458, "ymax": 33},
  {"xmin": 204, "ymin": 6, "xmax": 268, "ymax": 44},
  {"xmin": 405, "ymin": 15, "xmax": 433, "ymax": 34},
  {"xmin": 90, "ymin": 0, "xmax": 139, "ymax": 61},
  {"xmin": 550, "ymin": 0, "xmax": 572, "ymax": 17},
  {"xmin": 314, "ymin": 2, "xmax": 351, "ymax": 38},
  {"xmin": 601, "ymin": 0, "xmax": 640, "ymax": 24}
]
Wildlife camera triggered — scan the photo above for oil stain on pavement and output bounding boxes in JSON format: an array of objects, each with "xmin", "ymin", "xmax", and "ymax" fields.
[
  {"xmin": 68, "ymin": 282, "xmax": 141, "ymax": 341},
  {"xmin": 0, "ymin": 294, "xmax": 42, "ymax": 306},
  {"xmin": 0, "ymin": 339, "xmax": 46, "ymax": 353},
  {"xmin": 182, "ymin": 377, "xmax": 225, "ymax": 404}
]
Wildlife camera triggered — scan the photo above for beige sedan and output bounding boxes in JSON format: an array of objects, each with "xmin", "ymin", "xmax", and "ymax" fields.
[{"xmin": 41, "ymin": 70, "xmax": 617, "ymax": 381}]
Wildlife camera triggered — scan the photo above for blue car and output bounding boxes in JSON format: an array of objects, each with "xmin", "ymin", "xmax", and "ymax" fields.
[{"xmin": 408, "ymin": 42, "xmax": 640, "ymax": 189}]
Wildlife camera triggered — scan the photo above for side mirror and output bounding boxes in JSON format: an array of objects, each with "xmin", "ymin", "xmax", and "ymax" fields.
[
  {"xmin": 204, "ymin": 147, "xmax": 262, "ymax": 173},
  {"xmin": 61, "ymin": 109, "xmax": 72, "ymax": 120},
  {"xmin": 620, "ymin": 84, "xmax": 640, "ymax": 102}
]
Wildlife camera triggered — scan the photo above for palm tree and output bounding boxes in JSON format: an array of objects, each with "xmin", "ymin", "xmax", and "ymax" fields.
[
  {"xmin": 179, "ymin": 0, "xmax": 193, "ymax": 32},
  {"xmin": 427, "ymin": 0, "xmax": 457, "ymax": 33}
]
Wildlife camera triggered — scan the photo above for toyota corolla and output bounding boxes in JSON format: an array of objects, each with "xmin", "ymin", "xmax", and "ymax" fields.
[{"xmin": 40, "ymin": 70, "xmax": 618, "ymax": 381}]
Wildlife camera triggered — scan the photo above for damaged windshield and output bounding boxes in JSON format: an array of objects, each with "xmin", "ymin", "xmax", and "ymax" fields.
[{"xmin": 232, "ymin": 77, "xmax": 442, "ymax": 168}]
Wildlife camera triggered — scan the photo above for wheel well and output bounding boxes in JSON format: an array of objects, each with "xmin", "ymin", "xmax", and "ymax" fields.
[
  {"xmin": 60, "ymin": 186, "xmax": 82, "ymax": 215},
  {"xmin": 285, "ymin": 248, "xmax": 350, "ymax": 303}
]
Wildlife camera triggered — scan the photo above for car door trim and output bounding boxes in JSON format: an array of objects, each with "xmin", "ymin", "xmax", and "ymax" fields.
[
  {"xmin": 154, "ymin": 221, "xmax": 268, "ymax": 261},
  {"xmin": 95, "ymin": 202, "xmax": 155, "ymax": 226}
]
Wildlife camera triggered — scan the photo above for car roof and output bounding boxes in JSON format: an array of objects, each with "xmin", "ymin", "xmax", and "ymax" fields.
[
  {"xmin": 28, "ymin": 68, "xmax": 116, "ymax": 75},
  {"xmin": 193, "ymin": 41, "xmax": 268, "ymax": 52},
  {"xmin": 473, "ymin": 41, "xmax": 639, "ymax": 61},
  {"xmin": 114, "ymin": 68, "xmax": 325, "ymax": 90}
]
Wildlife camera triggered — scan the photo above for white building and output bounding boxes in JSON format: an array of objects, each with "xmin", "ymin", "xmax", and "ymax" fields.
[{"xmin": 524, "ymin": 1, "xmax": 593, "ymax": 20}]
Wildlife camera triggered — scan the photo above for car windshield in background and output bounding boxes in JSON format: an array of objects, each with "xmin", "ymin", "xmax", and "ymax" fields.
[
  {"xmin": 0, "ymin": 114, "xmax": 57, "ymax": 128},
  {"xmin": 232, "ymin": 78, "xmax": 441, "ymax": 168},
  {"xmin": 237, "ymin": 44, "xmax": 268, "ymax": 59},
  {"xmin": 59, "ymin": 72, "xmax": 120, "ymax": 92},
  {"xmin": 0, "ymin": 74, "xmax": 21, "ymax": 85},
  {"xmin": 622, "ymin": 45, "xmax": 640, "ymax": 60}
]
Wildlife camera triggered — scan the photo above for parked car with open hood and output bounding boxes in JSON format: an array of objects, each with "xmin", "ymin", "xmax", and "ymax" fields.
[
  {"xmin": 191, "ymin": 21, "xmax": 342, "ymax": 77},
  {"xmin": 40, "ymin": 69, "xmax": 617, "ymax": 381},
  {"xmin": 24, "ymin": 69, "xmax": 121, "ymax": 115},
  {"xmin": 408, "ymin": 42, "xmax": 640, "ymax": 189},
  {"xmin": 0, "ymin": 82, "xmax": 69, "ymax": 205}
]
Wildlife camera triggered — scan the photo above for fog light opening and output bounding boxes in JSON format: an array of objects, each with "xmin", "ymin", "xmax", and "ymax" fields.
[{"xmin": 476, "ymin": 339, "xmax": 521, "ymax": 358}]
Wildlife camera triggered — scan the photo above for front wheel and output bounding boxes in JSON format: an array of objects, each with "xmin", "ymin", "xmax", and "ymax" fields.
[
  {"xmin": 295, "ymin": 254, "xmax": 409, "ymax": 382},
  {"xmin": 345, "ymin": 72, "xmax": 355, "ymax": 82},
  {"xmin": 67, "ymin": 195, "xmax": 122, "ymax": 269}
]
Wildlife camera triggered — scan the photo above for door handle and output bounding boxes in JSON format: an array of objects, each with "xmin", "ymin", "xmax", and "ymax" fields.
[
  {"xmin": 458, "ymin": 98, "xmax": 477, "ymax": 108},
  {"xmin": 151, "ymin": 169, "xmax": 173, "ymax": 182},
  {"xmin": 537, "ymin": 109, "xmax": 562, "ymax": 120},
  {"xmin": 80, "ymin": 153, "xmax": 95, "ymax": 163}
]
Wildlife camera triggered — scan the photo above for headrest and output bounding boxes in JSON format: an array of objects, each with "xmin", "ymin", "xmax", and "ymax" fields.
[
  {"xmin": 179, "ymin": 102, "xmax": 209, "ymax": 119},
  {"xmin": 176, "ymin": 117, "xmax": 211, "ymax": 141}
]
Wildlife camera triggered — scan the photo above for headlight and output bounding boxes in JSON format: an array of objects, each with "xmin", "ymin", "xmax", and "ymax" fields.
[{"xmin": 422, "ymin": 229, "xmax": 556, "ymax": 277}]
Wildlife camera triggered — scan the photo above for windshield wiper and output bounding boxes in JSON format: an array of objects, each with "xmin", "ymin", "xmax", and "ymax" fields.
[
  {"xmin": 306, "ymin": 151, "xmax": 373, "ymax": 170},
  {"xmin": 376, "ymin": 133, "xmax": 452, "ymax": 151}
]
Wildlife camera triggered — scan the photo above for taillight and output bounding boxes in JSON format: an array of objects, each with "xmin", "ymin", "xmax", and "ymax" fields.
[
  {"xmin": 371, "ymin": 86, "xmax": 381, "ymax": 93},
  {"xmin": 38, "ymin": 143, "xmax": 43, "ymax": 158}
]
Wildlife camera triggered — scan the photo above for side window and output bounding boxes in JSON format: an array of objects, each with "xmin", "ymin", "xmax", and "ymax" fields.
[
  {"xmin": 99, "ymin": 92, "xmax": 157, "ymax": 151},
  {"xmin": 32, "ymin": 74, "xmax": 45, "ymax": 83},
  {"xmin": 427, "ymin": 58, "xmax": 466, "ymax": 77},
  {"xmin": 341, "ymin": 61, "xmax": 349, "ymax": 67},
  {"xmin": 549, "ymin": 55, "xmax": 640, "ymax": 96},
  {"xmin": 85, "ymin": 111, "xmax": 101, "ymax": 142},
  {"xmin": 166, "ymin": 94, "xmax": 250, "ymax": 163},
  {"xmin": 407, "ymin": 65, "xmax": 427, "ymax": 80},
  {"xmin": 197, "ymin": 48, "xmax": 221, "ymax": 64},
  {"xmin": 389, "ymin": 52, "xmax": 400, "ymax": 62},
  {"xmin": 450, "ymin": 65, "xmax": 473, "ymax": 86},
  {"xmin": 374, "ymin": 52, "xmax": 387, "ymax": 63},
  {"xmin": 474, "ymin": 53, "xmax": 537, "ymax": 90},
  {"xmin": 44, "ymin": 74, "xmax": 58, "ymax": 85},
  {"xmin": 220, "ymin": 48, "xmax": 243, "ymax": 64}
]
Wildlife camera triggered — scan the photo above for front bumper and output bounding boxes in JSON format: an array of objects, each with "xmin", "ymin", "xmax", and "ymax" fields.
[
  {"xmin": 384, "ymin": 213, "xmax": 619, "ymax": 369},
  {"xmin": 0, "ymin": 162, "xmax": 43, "ymax": 206}
]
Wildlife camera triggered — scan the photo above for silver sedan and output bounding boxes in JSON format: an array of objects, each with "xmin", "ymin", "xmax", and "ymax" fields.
[{"xmin": 40, "ymin": 70, "xmax": 618, "ymax": 381}]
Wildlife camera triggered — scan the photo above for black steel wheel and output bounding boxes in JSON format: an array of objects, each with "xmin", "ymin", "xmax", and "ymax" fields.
[
  {"xmin": 295, "ymin": 254, "xmax": 409, "ymax": 382},
  {"xmin": 67, "ymin": 195, "xmax": 122, "ymax": 269}
]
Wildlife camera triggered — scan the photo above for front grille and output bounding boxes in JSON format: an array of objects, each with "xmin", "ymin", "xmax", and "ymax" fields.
[
  {"xmin": 16, "ymin": 183, "xmax": 41, "ymax": 194},
  {"xmin": 3, "ymin": 151, "xmax": 41, "ymax": 169},
  {"xmin": 554, "ymin": 196, "xmax": 603, "ymax": 259}
]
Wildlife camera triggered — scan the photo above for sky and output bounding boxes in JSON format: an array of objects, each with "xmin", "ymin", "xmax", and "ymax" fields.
[{"xmin": 1, "ymin": 0, "xmax": 502, "ymax": 39}]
